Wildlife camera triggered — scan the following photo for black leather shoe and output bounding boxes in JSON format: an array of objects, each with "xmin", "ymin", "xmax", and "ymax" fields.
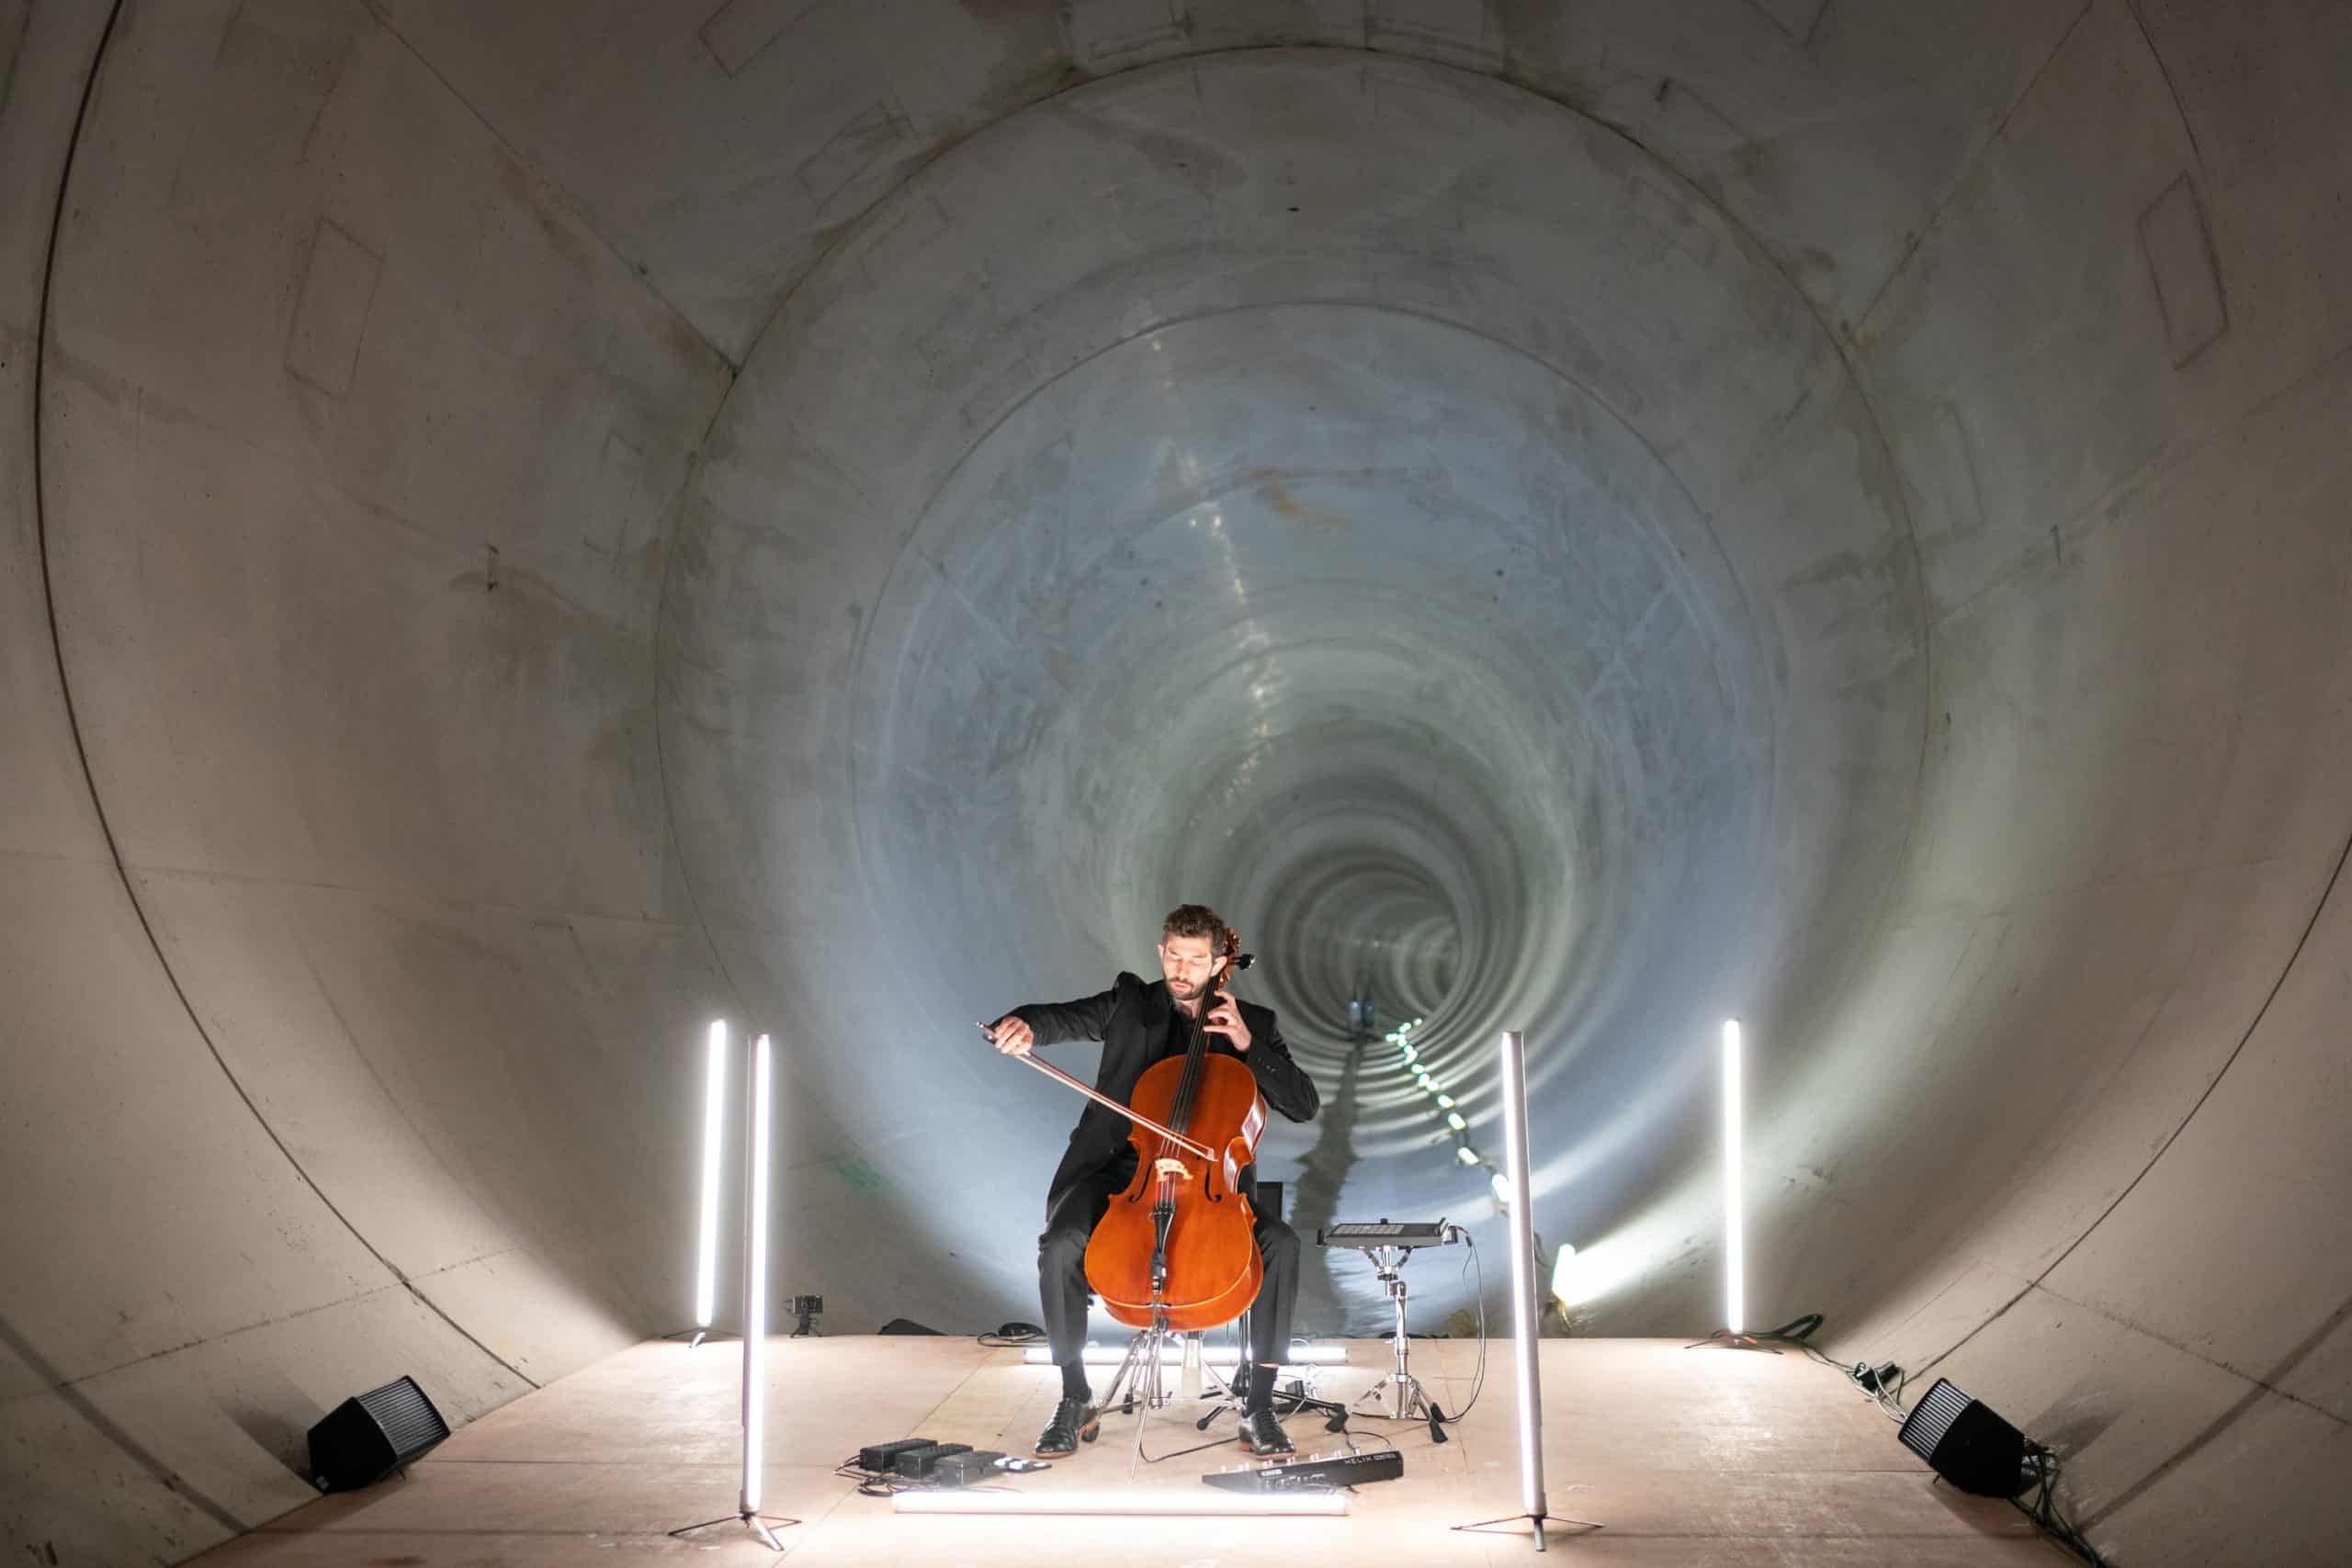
[
  {"xmin": 1035, "ymin": 1397, "xmax": 1101, "ymax": 1458},
  {"xmin": 1236, "ymin": 1407, "xmax": 1294, "ymax": 1456}
]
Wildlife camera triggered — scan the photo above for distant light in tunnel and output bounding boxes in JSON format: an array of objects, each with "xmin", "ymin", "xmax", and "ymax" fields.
[
  {"xmin": 1437, "ymin": 1093, "xmax": 1455, "ymax": 1109},
  {"xmin": 1550, "ymin": 1243, "xmax": 1577, "ymax": 1301},
  {"xmin": 695, "ymin": 1021, "xmax": 728, "ymax": 1331},
  {"xmin": 1446, "ymin": 1111, "xmax": 1467, "ymax": 1131},
  {"xmin": 1722, "ymin": 1019, "xmax": 1745, "ymax": 1337},
  {"xmin": 1456, "ymin": 1146, "xmax": 1480, "ymax": 1167},
  {"xmin": 1490, "ymin": 1171, "xmax": 1511, "ymax": 1208},
  {"xmin": 740, "ymin": 1032, "xmax": 774, "ymax": 1517}
]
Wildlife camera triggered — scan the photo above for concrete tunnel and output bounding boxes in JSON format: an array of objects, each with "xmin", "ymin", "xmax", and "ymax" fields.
[{"xmin": 2, "ymin": 2, "xmax": 2347, "ymax": 1562}]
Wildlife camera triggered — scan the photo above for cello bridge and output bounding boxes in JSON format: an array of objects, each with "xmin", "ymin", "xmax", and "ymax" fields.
[{"xmin": 1153, "ymin": 1156, "xmax": 1192, "ymax": 1181}]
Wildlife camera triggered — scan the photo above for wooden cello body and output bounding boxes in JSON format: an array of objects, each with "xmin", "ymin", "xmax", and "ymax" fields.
[{"xmin": 1083, "ymin": 1047, "xmax": 1267, "ymax": 1329}]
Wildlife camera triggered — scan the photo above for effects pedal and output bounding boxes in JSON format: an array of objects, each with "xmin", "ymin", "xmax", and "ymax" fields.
[
  {"xmin": 926, "ymin": 1450, "xmax": 1008, "ymax": 1487},
  {"xmin": 892, "ymin": 1441, "xmax": 973, "ymax": 1478},
  {"xmin": 1202, "ymin": 1449, "xmax": 1405, "ymax": 1493},
  {"xmin": 856, "ymin": 1438, "xmax": 932, "ymax": 1473}
]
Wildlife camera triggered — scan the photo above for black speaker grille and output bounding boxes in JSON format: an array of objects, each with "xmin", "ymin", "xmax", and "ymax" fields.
[
  {"xmin": 1897, "ymin": 1377, "xmax": 2027, "ymax": 1497},
  {"xmin": 360, "ymin": 1377, "xmax": 447, "ymax": 1456},
  {"xmin": 1899, "ymin": 1377, "xmax": 1973, "ymax": 1461},
  {"xmin": 311, "ymin": 1375, "xmax": 450, "ymax": 1492}
]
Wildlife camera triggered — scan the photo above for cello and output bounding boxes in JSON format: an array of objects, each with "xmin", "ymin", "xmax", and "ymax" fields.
[{"xmin": 991, "ymin": 926, "xmax": 1267, "ymax": 1332}]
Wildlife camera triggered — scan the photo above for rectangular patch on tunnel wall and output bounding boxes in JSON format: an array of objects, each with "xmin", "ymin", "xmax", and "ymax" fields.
[
  {"xmin": 797, "ymin": 98, "xmax": 912, "ymax": 214},
  {"xmin": 1744, "ymin": 0, "xmax": 1827, "ymax": 46},
  {"xmin": 1368, "ymin": 0, "xmax": 1502, "ymax": 69},
  {"xmin": 284, "ymin": 218, "xmax": 381, "ymax": 398},
  {"xmin": 1898, "ymin": 402, "xmax": 1986, "ymax": 539},
  {"xmin": 699, "ymin": 0, "xmax": 819, "ymax": 78},
  {"xmin": 2139, "ymin": 174, "xmax": 2227, "ymax": 367},
  {"xmin": 1067, "ymin": 0, "xmax": 1189, "ymax": 68},
  {"xmin": 1648, "ymin": 77, "xmax": 1753, "ymax": 164},
  {"xmin": 591, "ymin": 432, "xmax": 646, "ymax": 561},
  {"xmin": 958, "ymin": 349, "xmax": 1038, "ymax": 434},
  {"xmin": 0, "ymin": 3, "xmax": 30, "ymax": 113}
]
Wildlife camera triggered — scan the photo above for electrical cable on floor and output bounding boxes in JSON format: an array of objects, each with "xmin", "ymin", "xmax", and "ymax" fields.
[
  {"xmin": 1338, "ymin": 1420, "xmax": 1401, "ymax": 1458},
  {"xmin": 1442, "ymin": 1229, "xmax": 1490, "ymax": 1422},
  {"xmin": 976, "ymin": 1325, "xmax": 1046, "ymax": 1348},
  {"xmin": 835, "ymin": 1458, "xmax": 912, "ymax": 1498},
  {"xmin": 2010, "ymin": 1445, "xmax": 2109, "ymax": 1567}
]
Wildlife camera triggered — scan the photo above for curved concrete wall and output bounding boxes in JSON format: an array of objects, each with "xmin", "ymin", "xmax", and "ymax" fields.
[{"xmin": 3, "ymin": 3, "xmax": 2346, "ymax": 1563}]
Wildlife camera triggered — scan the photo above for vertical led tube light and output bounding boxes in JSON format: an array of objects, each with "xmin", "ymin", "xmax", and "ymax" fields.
[
  {"xmin": 1722, "ymin": 1020, "xmax": 1744, "ymax": 1338},
  {"xmin": 739, "ymin": 1032, "xmax": 774, "ymax": 1517},
  {"xmin": 695, "ymin": 1021, "xmax": 729, "ymax": 1332},
  {"xmin": 1497, "ymin": 1028, "xmax": 1546, "ymax": 1533}
]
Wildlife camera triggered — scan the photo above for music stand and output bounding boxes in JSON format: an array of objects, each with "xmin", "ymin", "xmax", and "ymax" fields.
[
  {"xmin": 1313, "ymin": 1219, "xmax": 1456, "ymax": 1440},
  {"xmin": 1354, "ymin": 1239, "xmax": 1445, "ymax": 1436}
]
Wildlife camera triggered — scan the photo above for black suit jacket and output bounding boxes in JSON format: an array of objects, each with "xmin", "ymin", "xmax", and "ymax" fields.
[{"xmin": 1010, "ymin": 971, "xmax": 1319, "ymax": 1220}]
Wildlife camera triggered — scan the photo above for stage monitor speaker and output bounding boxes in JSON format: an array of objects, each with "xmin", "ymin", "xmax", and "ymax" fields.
[
  {"xmin": 1898, "ymin": 1377, "xmax": 2027, "ymax": 1496},
  {"xmin": 307, "ymin": 1375, "xmax": 449, "ymax": 1492}
]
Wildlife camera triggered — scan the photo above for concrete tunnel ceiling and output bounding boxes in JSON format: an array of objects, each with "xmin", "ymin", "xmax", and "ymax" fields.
[
  {"xmin": 663, "ymin": 50, "xmax": 1919, "ymax": 1329},
  {"xmin": 6, "ymin": 3, "xmax": 2352, "ymax": 1564}
]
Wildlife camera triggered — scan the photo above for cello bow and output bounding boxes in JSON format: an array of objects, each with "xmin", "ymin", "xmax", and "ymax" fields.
[{"xmin": 977, "ymin": 1022, "xmax": 1217, "ymax": 1164}]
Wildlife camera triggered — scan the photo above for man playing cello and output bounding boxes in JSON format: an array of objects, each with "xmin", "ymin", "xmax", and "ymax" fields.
[{"xmin": 985, "ymin": 903, "xmax": 1321, "ymax": 1458}]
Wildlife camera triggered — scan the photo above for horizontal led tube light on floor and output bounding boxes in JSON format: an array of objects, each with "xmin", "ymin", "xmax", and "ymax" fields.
[
  {"xmin": 892, "ymin": 1489, "xmax": 1348, "ymax": 1517},
  {"xmin": 1022, "ymin": 1344, "xmax": 1350, "ymax": 1366}
]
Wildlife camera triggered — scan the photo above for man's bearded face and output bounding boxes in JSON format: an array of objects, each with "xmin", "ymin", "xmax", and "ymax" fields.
[{"xmin": 1159, "ymin": 934, "xmax": 1219, "ymax": 999}]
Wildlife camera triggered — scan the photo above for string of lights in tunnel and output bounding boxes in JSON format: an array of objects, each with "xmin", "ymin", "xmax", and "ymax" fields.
[
  {"xmin": 1387, "ymin": 1016, "xmax": 1600, "ymax": 1310},
  {"xmin": 1385, "ymin": 1017, "xmax": 1516, "ymax": 1210}
]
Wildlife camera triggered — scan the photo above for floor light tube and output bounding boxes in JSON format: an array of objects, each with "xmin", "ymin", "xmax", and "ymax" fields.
[
  {"xmin": 740, "ymin": 1032, "xmax": 774, "ymax": 1521},
  {"xmin": 695, "ymin": 1021, "xmax": 728, "ymax": 1335},
  {"xmin": 1498, "ymin": 1027, "xmax": 1546, "ymax": 1538},
  {"xmin": 1722, "ymin": 1019, "xmax": 1744, "ymax": 1337},
  {"xmin": 893, "ymin": 1490, "xmax": 1348, "ymax": 1517}
]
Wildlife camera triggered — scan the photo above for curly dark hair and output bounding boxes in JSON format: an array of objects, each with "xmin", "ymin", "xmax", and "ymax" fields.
[{"xmin": 1159, "ymin": 903, "xmax": 1232, "ymax": 955}]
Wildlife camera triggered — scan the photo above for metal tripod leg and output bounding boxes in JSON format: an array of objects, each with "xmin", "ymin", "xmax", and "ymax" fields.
[
  {"xmin": 1097, "ymin": 1321, "xmax": 1168, "ymax": 1417},
  {"xmin": 1093, "ymin": 1307, "xmax": 1191, "ymax": 1472},
  {"xmin": 1352, "ymin": 1245, "xmax": 1440, "ymax": 1423}
]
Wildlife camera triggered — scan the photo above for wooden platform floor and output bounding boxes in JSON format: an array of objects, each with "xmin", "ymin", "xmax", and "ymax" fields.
[{"xmin": 187, "ymin": 1335, "xmax": 2063, "ymax": 1565}]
